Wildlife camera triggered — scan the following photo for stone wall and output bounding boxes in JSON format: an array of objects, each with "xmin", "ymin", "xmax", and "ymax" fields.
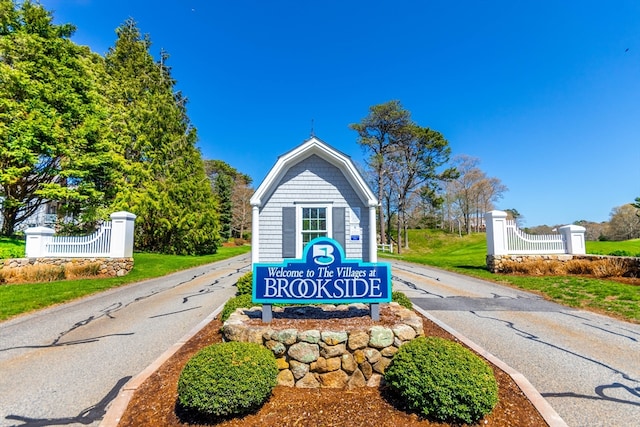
[
  {"xmin": 1, "ymin": 257, "xmax": 134, "ymax": 278},
  {"xmin": 487, "ymin": 254, "xmax": 640, "ymax": 276},
  {"xmin": 222, "ymin": 303, "xmax": 424, "ymax": 389}
]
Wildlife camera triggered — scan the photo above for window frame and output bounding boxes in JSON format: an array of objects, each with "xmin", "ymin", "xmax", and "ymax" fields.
[{"xmin": 295, "ymin": 203, "xmax": 332, "ymax": 258}]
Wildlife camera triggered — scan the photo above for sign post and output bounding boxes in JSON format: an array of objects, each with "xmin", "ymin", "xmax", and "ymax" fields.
[{"xmin": 253, "ymin": 237, "xmax": 392, "ymax": 322}]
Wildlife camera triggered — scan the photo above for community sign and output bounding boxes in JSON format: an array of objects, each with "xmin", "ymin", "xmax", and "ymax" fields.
[{"xmin": 253, "ymin": 237, "xmax": 391, "ymax": 304}]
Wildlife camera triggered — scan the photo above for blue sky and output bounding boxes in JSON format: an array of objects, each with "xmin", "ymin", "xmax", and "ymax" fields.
[{"xmin": 40, "ymin": 0, "xmax": 640, "ymax": 227}]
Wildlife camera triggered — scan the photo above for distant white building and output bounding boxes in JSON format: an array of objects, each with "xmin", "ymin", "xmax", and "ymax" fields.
[{"xmin": 0, "ymin": 198, "xmax": 61, "ymax": 233}]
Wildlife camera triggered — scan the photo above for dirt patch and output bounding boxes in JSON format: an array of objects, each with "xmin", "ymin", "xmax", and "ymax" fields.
[{"xmin": 117, "ymin": 312, "xmax": 548, "ymax": 426}]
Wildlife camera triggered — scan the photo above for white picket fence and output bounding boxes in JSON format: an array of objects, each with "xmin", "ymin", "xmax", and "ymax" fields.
[
  {"xmin": 505, "ymin": 220, "xmax": 566, "ymax": 254},
  {"xmin": 377, "ymin": 242, "xmax": 394, "ymax": 253},
  {"xmin": 25, "ymin": 211, "xmax": 136, "ymax": 258},
  {"xmin": 43, "ymin": 222, "xmax": 113, "ymax": 257},
  {"xmin": 486, "ymin": 210, "xmax": 586, "ymax": 256}
]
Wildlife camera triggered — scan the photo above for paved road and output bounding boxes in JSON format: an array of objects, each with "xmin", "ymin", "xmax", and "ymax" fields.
[
  {"xmin": 390, "ymin": 259, "xmax": 640, "ymax": 427},
  {"xmin": 2, "ymin": 254, "xmax": 638, "ymax": 426},
  {"xmin": 0, "ymin": 253, "xmax": 251, "ymax": 427}
]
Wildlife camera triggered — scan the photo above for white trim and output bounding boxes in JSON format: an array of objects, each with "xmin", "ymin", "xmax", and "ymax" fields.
[
  {"xmin": 252, "ymin": 205, "xmax": 260, "ymax": 263},
  {"xmin": 250, "ymin": 137, "xmax": 377, "ymax": 208},
  {"xmin": 369, "ymin": 205, "xmax": 377, "ymax": 262}
]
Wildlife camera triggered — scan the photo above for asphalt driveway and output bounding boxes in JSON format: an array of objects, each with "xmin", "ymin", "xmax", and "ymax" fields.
[
  {"xmin": 2, "ymin": 254, "xmax": 638, "ymax": 427},
  {"xmin": 0, "ymin": 253, "xmax": 251, "ymax": 427},
  {"xmin": 390, "ymin": 259, "xmax": 640, "ymax": 427}
]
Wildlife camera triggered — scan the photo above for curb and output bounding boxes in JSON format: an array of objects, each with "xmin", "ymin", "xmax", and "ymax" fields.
[
  {"xmin": 101, "ymin": 303, "xmax": 568, "ymax": 427},
  {"xmin": 99, "ymin": 301, "xmax": 228, "ymax": 427},
  {"xmin": 412, "ymin": 305, "xmax": 568, "ymax": 427}
]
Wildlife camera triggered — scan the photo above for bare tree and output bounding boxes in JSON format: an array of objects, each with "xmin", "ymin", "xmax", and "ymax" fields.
[
  {"xmin": 573, "ymin": 220, "xmax": 607, "ymax": 241},
  {"xmin": 231, "ymin": 175, "xmax": 253, "ymax": 239},
  {"xmin": 606, "ymin": 204, "xmax": 640, "ymax": 240},
  {"xmin": 446, "ymin": 155, "xmax": 507, "ymax": 233}
]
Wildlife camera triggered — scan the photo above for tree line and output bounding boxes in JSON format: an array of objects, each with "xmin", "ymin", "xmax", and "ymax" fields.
[
  {"xmin": 352, "ymin": 101, "xmax": 640, "ymax": 246},
  {"xmin": 526, "ymin": 199, "xmax": 640, "ymax": 242},
  {"xmin": 350, "ymin": 100, "xmax": 508, "ymax": 252},
  {"xmin": 0, "ymin": 0, "xmax": 252, "ymax": 254}
]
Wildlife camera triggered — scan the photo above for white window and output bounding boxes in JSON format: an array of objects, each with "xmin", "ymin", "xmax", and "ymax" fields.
[{"xmin": 296, "ymin": 204, "xmax": 332, "ymax": 257}]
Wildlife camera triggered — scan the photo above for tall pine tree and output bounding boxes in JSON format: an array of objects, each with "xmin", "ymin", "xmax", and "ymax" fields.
[{"xmin": 104, "ymin": 19, "xmax": 219, "ymax": 254}]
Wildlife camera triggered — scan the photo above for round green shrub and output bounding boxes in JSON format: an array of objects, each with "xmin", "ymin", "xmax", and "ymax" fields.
[
  {"xmin": 220, "ymin": 293, "xmax": 258, "ymax": 322},
  {"xmin": 392, "ymin": 291, "xmax": 413, "ymax": 309},
  {"xmin": 177, "ymin": 341, "xmax": 278, "ymax": 418},
  {"xmin": 385, "ymin": 336, "xmax": 498, "ymax": 424},
  {"xmin": 236, "ymin": 271, "xmax": 253, "ymax": 296}
]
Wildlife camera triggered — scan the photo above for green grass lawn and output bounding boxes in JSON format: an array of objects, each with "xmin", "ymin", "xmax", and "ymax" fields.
[
  {"xmin": 0, "ymin": 245, "xmax": 250, "ymax": 321},
  {"xmin": 0, "ymin": 237, "xmax": 25, "ymax": 259},
  {"xmin": 381, "ymin": 230, "xmax": 640, "ymax": 323},
  {"xmin": 586, "ymin": 239, "xmax": 640, "ymax": 257}
]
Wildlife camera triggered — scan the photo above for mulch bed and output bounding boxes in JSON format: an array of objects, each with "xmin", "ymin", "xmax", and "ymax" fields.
[{"xmin": 117, "ymin": 310, "xmax": 548, "ymax": 427}]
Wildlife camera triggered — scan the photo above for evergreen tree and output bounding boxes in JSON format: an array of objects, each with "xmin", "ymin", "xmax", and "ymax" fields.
[
  {"xmin": 204, "ymin": 160, "xmax": 253, "ymax": 241},
  {"xmin": 350, "ymin": 100, "xmax": 456, "ymax": 249},
  {"xmin": 0, "ymin": 0, "xmax": 115, "ymax": 235},
  {"xmin": 350, "ymin": 100, "xmax": 412, "ymax": 245},
  {"xmin": 214, "ymin": 173, "xmax": 233, "ymax": 240},
  {"xmin": 104, "ymin": 19, "xmax": 219, "ymax": 254},
  {"xmin": 205, "ymin": 160, "xmax": 235, "ymax": 241}
]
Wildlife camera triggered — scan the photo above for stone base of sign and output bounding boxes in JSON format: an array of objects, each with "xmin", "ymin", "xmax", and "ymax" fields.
[{"xmin": 222, "ymin": 302, "xmax": 424, "ymax": 388}]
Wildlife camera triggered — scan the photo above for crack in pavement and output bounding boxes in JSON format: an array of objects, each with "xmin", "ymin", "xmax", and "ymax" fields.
[
  {"xmin": 392, "ymin": 264, "xmax": 441, "ymax": 281},
  {"xmin": 584, "ymin": 323, "xmax": 638, "ymax": 342},
  {"xmin": 4, "ymin": 375, "xmax": 131, "ymax": 426},
  {"xmin": 470, "ymin": 310, "xmax": 639, "ymax": 382},
  {"xmin": 0, "ymin": 262, "xmax": 249, "ymax": 354},
  {"xmin": 0, "ymin": 333, "xmax": 135, "ymax": 352},
  {"xmin": 469, "ymin": 310, "xmax": 640, "ymax": 407},
  {"xmin": 149, "ymin": 306, "xmax": 202, "ymax": 318},
  {"xmin": 181, "ymin": 279, "xmax": 227, "ymax": 304},
  {"xmin": 392, "ymin": 275, "xmax": 445, "ymax": 298},
  {"xmin": 557, "ymin": 311, "xmax": 640, "ymax": 344}
]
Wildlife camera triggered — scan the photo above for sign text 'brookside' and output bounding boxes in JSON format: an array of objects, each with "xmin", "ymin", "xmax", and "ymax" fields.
[{"xmin": 253, "ymin": 238, "xmax": 391, "ymax": 304}]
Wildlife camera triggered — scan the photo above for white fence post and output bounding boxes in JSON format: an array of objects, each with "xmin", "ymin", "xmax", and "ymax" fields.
[
  {"xmin": 109, "ymin": 211, "xmax": 137, "ymax": 258},
  {"xmin": 558, "ymin": 225, "xmax": 586, "ymax": 255},
  {"xmin": 485, "ymin": 210, "xmax": 508, "ymax": 255},
  {"xmin": 24, "ymin": 226, "xmax": 55, "ymax": 258}
]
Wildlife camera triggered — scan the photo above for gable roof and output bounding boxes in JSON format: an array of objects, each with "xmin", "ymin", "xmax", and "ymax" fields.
[{"xmin": 250, "ymin": 137, "xmax": 377, "ymax": 208}]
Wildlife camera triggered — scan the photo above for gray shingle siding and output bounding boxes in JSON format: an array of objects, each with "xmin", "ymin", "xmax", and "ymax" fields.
[{"xmin": 258, "ymin": 154, "xmax": 370, "ymax": 263}]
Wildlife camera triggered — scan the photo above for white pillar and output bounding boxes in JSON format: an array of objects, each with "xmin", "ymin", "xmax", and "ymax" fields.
[
  {"xmin": 558, "ymin": 225, "xmax": 586, "ymax": 255},
  {"xmin": 485, "ymin": 210, "xmax": 509, "ymax": 255},
  {"xmin": 368, "ymin": 204, "xmax": 377, "ymax": 262},
  {"xmin": 251, "ymin": 205, "xmax": 260, "ymax": 264},
  {"xmin": 24, "ymin": 227, "xmax": 55, "ymax": 258},
  {"xmin": 109, "ymin": 211, "xmax": 136, "ymax": 258}
]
